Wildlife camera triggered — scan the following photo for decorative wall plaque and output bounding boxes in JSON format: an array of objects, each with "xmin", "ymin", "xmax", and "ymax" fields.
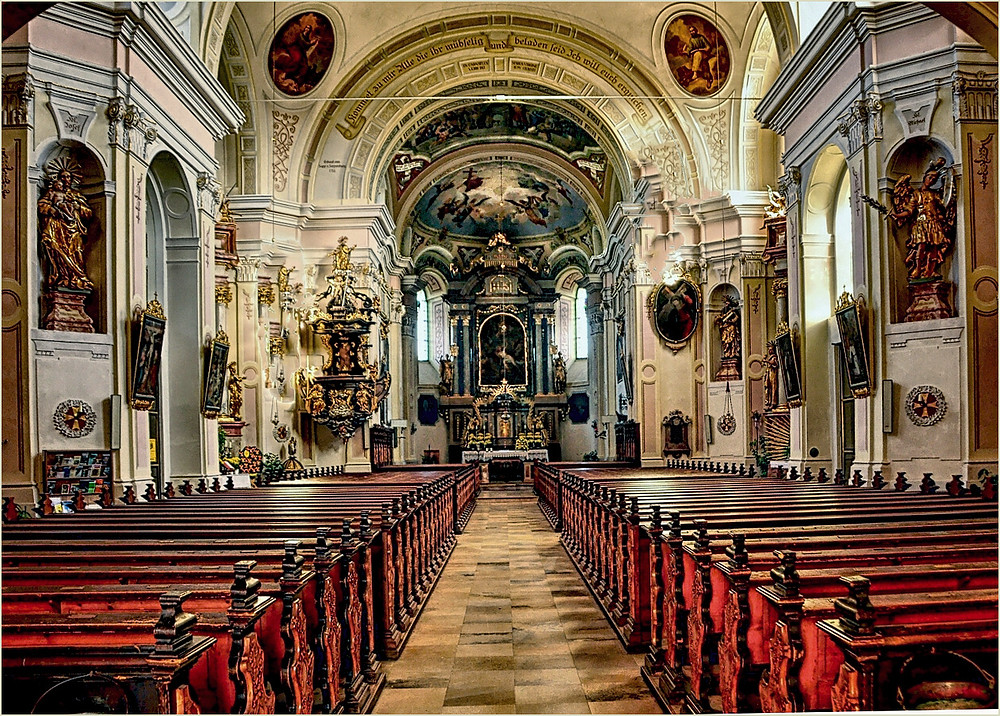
[
  {"xmin": 53, "ymin": 399, "xmax": 97, "ymax": 438},
  {"xmin": 905, "ymin": 385, "xmax": 946, "ymax": 426}
]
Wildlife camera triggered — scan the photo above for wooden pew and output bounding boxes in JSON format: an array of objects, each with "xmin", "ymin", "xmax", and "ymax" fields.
[
  {"xmin": 536, "ymin": 467, "xmax": 997, "ymax": 713},
  {"xmin": 3, "ymin": 468, "xmax": 481, "ymax": 713}
]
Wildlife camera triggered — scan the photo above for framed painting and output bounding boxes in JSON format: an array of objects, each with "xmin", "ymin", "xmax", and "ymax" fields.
[
  {"xmin": 478, "ymin": 313, "xmax": 528, "ymax": 387},
  {"xmin": 268, "ymin": 12, "xmax": 335, "ymax": 96},
  {"xmin": 417, "ymin": 394, "xmax": 439, "ymax": 426},
  {"xmin": 202, "ymin": 330, "xmax": 230, "ymax": 419},
  {"xmin": 664, "ymin": 14, "xmax": 731, "ymax": 97},
  {"xmin": 774, "ymin": 324, "xmax": 803, "ymax": 408},
  {"xmin": 835, "ymin": 292, "xmax": 871, "ymax": 398},
  {"xmin": 130, "ymin": 299, "xmax": 166, "ymax": 411},
  {"xmin": 649, "ymin": 278, "xmax": 700, "ymax": 348},
  {"xmin": 568, "ymin": 392, "xmax": 590, "ymax": 424}
]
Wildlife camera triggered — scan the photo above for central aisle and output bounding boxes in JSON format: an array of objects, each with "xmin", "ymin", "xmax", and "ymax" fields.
[{"xmin": 373, "ymin": 486, "xmax": 661, "ymax": 714}]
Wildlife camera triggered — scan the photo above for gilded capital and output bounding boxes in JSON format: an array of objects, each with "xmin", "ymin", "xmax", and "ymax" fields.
[
  {"xmin": 772, "ymin": 278, "xmax": 788, "ymax": 300},
  {"xmin": 258, "ymin": 283, "xmax": 276, "ymax": 306},
  {"xmin": 215, "ymin": 283, "xmax": 233, "ymax": 305}
]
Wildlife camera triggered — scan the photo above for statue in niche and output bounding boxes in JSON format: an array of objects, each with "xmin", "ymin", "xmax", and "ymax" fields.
[
  {"xmin": 38, "ymin": 157, "xmax": 94, "ymax": 291},
  {"xmin": 714, "ymin": 294, "xmax": 742, "ymax": 381},
  {"xmin": 438, "ymin": 355, "xmax": 455, "ymax": 395},
  {"xmin": 888, "ymin": 158, "xmax": 956, "ymax": 282},
  {"xmin": 763, "ymin": 341, "xmax": 780, "ymax": 411},
  {"xmin": 715, "ymin": 295, "xmax": 741, "ymax": 359},
  {"xmin": 225, "ymin": 362, "xmax": 245, "ymax": 421},
  {"xmin": 552, "ymin": 352, "xmax": 567, "ymax": 394}
]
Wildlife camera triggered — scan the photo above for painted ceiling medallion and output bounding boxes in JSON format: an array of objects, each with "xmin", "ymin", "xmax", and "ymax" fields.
[
  {"xmin": 664, "ymin": 14, "xmax": 731, "ymax": 97},
  {"xmin": 53, "ymin": 399, "xmax": 97, "ymax": 438},
  {"xmin": 905, "ymin": 385, "xmax": 947, "ymax": 427},
  {"xmin": 268, "ymin": 12, "xmax": 335, "ymax": 96}
]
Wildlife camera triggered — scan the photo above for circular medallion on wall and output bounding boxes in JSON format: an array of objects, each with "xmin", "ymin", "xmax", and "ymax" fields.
[
  {"xmin": 717, "ymin": 412, "xmax": 736, "ymax": 436},
  {"xmin": 53, "ymin": 399, "xmax": 97, "ymax": 438},
  {"xmin": 273, "ymin": 424, "xmax": 290, "ymax": 442},
  {"xmin": 268, "ymin": 12, "xmax": 335, "ymax": 96},
  {"xmin": 905, "ymin": 385, "xmax": 947, "ymax": 427},
  {"xmin": 664, "ymin": 14, "xmax": 731, "ymax": 97}
]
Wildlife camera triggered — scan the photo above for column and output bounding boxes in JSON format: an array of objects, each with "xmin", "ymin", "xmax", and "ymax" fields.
[{"xmin": 400, "ymin": 279, "xmax": 419, "ymax": 464}]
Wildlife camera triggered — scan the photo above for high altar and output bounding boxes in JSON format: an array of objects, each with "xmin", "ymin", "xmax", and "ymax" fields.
[{"xmin": 436, "ymin": 233, "xmax": 568, "ymax": 463}]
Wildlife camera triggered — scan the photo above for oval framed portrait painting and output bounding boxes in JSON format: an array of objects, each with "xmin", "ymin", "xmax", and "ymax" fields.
[
  {"xmin": 664, "ymin": 14, "xmax": 731, "ymax": 97},
  {"xmin": 268, "ymin": 12, "xmax": 335, "ymax": 96},
  {"xmin": 650, "ymin": 279, "xmax": 701, "ymax": 347}
]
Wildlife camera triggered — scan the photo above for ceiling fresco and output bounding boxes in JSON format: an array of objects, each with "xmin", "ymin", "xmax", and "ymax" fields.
[
  {"xmin": 410, "ymin": 161, "xmax": 590, "ymax": 240},
  {"xmin": 392, "ymin": 103, "xmax": 608, "ymax": 197}
]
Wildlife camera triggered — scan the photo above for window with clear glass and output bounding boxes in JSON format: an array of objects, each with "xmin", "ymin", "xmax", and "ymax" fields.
[
  {"xmin": 575, "ymin": 287, "xmax": 588, "ymax": 359},
  {"xmin": 416, "ymin": 290, "xmax": 430, "ymax": 361}
]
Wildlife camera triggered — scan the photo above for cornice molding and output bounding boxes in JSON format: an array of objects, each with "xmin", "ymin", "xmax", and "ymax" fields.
[{"xmin": 40, "ymin": 2, "xmax": 242, "ymax": 140}]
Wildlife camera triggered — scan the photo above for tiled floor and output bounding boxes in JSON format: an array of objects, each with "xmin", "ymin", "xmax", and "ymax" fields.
[{"xmin": 373, "ymin": 486, "xmax": 662, "ymax": 715}]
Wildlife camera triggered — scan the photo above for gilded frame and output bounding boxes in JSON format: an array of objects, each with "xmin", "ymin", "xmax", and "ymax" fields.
[
  {"xmin": 130, "ymin": 299, "xmax": 167, "ymax": 411},
  {"xmin": 478, "ymin": 312, "xmax": 529, "ymax": 388},
  {"xmin": 835, "ymin": 293, "xmax": 872, "ymax": 398},
  {"xmin": 648, "ymin": 278, "xmax": 701, "ymax": 348},
  {"xmin": 202, "ymin": 330, "xmax": 231, "ymax": 419},
  {"xmin": 774, "ymin": 322, "xmax": 803, "ymax": 408}
]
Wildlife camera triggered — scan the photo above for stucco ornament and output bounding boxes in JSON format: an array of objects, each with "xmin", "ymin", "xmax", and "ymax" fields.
[
  {"xmin": 53, "ymin": 399, "xmax": 97, "ymax": 438},
  {"xmin": 904, "ymin": 385, "xmax": 946, "ymax": 427}
]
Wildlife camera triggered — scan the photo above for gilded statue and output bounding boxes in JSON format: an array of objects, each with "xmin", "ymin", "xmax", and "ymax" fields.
[
  {"xmin": 38, "ymin": 157, "xmax": 94, "ymax": 291},
  {"xmin": 225, "ymin": 362, "xmax": 245, "ymax": 421},
  {"xmin": 888, "ymin": 158, "xmax": 956, "ymax": 282},
  {"xmin": 337, "ymin": 339, "xmax": 353, "ymax": 373},
  {"xmin": 715, "ymin": 295, "xmax": 741, "ymax": 360},
  {"xmin": 763, "ymin": 341, "xmax": 779, "ymax": 410},
  {"xmin": 552, "ymin": 352, "xmax": 567, "ymax": 394},
  {"xmin": 439, "ymin": 355, "xmax": 455, "ymax": 395}
]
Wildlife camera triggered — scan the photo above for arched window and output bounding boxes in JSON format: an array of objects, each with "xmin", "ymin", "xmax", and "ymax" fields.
[
  {"xmin": 416, "ymin": 289, "xmax": 430, "ymax": 361},
  {"xmin": 833, "ymin": 169, "xmax": 853, "ymax": 297},
  {"xmin": 574, "ymin": 286, "xmax": 588, "ymax": 359}
]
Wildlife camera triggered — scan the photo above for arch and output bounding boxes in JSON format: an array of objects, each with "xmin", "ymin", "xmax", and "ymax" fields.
[
  {"xmin": 296, "ymin": 9, "xmax": 699, "ymax": 205},
  {"xmin": 217, "ymin": 10, "xmax": 260, "ymax": 193},
  {"xmin": 146, "ymin": 150, "xmax": 204, "ymax": 485},
  {"xmin": 739, "ymin": 13, "xmax": 782, "ymax": 190}
]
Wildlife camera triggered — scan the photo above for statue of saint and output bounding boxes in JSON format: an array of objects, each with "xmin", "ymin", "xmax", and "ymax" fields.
[
  {"xmin": 552, "ymin": 352, "xmax": 567, "ymax": 394},
  {"xmin": 888, "ymin": 158, "xmax": 956, "ymax": 282},
  {"xmin": 439, "ymin": 355, "xmax": 455, "ymax": 395},
  {"xmin": 38, "ymin": 157, "xmax": 94, "ymax": 291},
  {"xmin": 763, "ymin": 341, "xmax": 779, "ymax": 410},
  {"xmin": 715, "ymin": 295, "xmax": 741, "ymax": 360},
  {"xmin": 225, "ymin": 362, "xmax": 245, "ymax": 421}
]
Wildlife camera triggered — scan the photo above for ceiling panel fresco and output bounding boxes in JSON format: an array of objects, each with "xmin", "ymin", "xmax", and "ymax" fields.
[
  {"xmin": 410, "ymin": 161, "xmax": 589, "ymax": 239},
  {"xmin": 392, "ymin": 102, "xmax": 608, "ymax": 198}
]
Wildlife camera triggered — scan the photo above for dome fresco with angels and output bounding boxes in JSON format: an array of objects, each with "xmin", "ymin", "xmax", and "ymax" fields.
[{"xmin": 409, "ymin": 160, "xmax": 590, "ymax": 240}]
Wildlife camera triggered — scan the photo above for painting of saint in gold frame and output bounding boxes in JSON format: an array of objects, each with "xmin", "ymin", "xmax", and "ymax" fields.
[
  {"xmin": 835, "ymin": 293, "xmax": 871, "ymax": 398},
  {"xmin": 774, "ymin": 325, "xmax": 803, "ymax": 408},
  {"xmin": 479, "ymin": 313, "xmax": 527, "ymax": 387},
  {"xmin": 664, "ymin": 14, "xmax": 731, "ymax": 97},
  {"xmin": 202, "ymin": 331, "xmax": 230, "ymax": 419},
  {"xmin": 650, "ymin": 279, "xmax": 700, "ymax": 348},
  {"xmin": 130, "ymin": 300, "xmax": 166, "ymax": 411}
]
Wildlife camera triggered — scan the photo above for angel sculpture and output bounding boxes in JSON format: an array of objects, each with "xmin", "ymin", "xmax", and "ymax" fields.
[{"xmin": 887, "ymin": 158, "xmax": 956, "ymax": 282}]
